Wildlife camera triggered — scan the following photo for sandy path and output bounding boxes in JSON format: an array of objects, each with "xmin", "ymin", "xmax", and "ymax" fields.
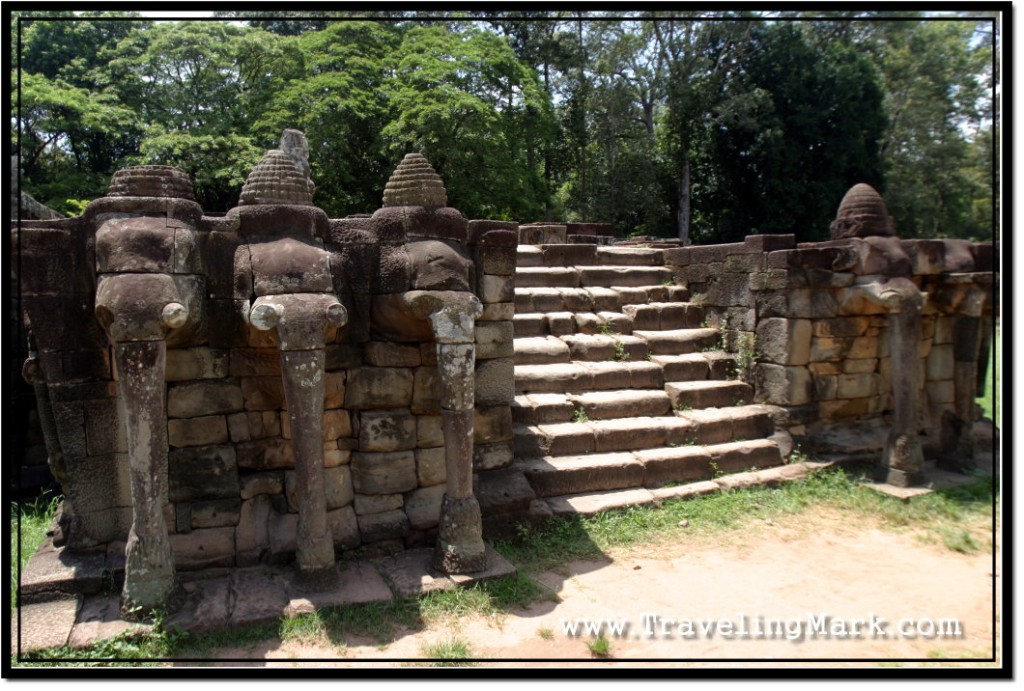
[{"xmin": 194, "ymin": 507, "xmax": 998, "ymax": 669}]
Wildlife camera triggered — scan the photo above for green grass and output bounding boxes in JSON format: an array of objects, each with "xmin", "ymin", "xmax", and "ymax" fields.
[
  {"xmin": 419, "ymin": 637, "xmax": 477, "ymax": 666},
  {"xmin": 11, "ymin": 492, "xmax": 61, "ymax": 612},
  {"xmin": 494, "ymin": 467, "xmax": 994, "ymax": 574},
  {"xmin": 586, "ymin": 635, "xmax": 612, "ymax": 658}
]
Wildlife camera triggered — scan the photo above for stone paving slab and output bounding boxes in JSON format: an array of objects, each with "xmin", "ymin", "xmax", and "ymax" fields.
[
  {"xmin": 17, "ymin": 538, "xmax": 107, "ymax": 604},
  {"xmin": 11, "ymin": 596, "xmax": 80, "ymax": 654},
  {"xmin": 375, "ymin": 546, "xmax": 515, "ymax": 598},
  {"xmin": 68, "ymin": 594, "xmax": 149, "ymax": 648}
]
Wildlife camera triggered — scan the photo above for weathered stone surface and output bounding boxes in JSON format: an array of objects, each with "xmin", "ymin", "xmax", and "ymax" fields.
[
  {"xmin": 168, "ymin": 415, "xmax": 229, "ymax": 448},
  {"xmin": 169, "ymin": 445, "xmax": 239, "ymax": 502},
  {"xmin": 168, "ymin": 381, "xmax": 243, "ymax": 418},
  {"xmin": 475, "ymin": 357, "xmax": 515, "ymax": 405},
  {"xmin": 83, "ymin": 398, "xmax": 125, "ymax": 456},
  {"xmin": 404, "ymin": 484, "xmax": 446, "ymax": 530},
  {"xmin": 412, "ymin": 366, "xmax": 440, "ymax": 414},
  {"xmin": 353, "ymin": 493, "xmax": 404, "ymax": 515},
  {"xmin": 479, "ymin": 274, "xmax": 515, "ymax": 303},
  {"xmin": 837, "ymin": 373, "xmax": 880, "ymax": 399},
  {"xmin": 474, "ymin": 405, "xmax": 513, "ymax": 444},
  {"xmin": 239, "ymin": 471, "xmax": 284, "ymax": 499},
  {"xmin": 471, "ymin": 441, "xmax": 514, "ymax": 472},
  {"xmin": 753, "ymin": 363, "xmax": 813, "ymax": 406},
  {"xmin": 284, "ymin": 465, "xmax": 352, "ymax": 512},
  {"xmin": 417, "ymin": 415, "xmax": 444, "ymax": 448},
  {"xmin": 351, "ymin": 451, "xmax": 418, "ymax": 495},
  {"xmin": 191, "ymin": 498, "xmax": 242, "ymax": 529},
  {"xmin": 756, "ymin": 318, "xmax": 812, "ymax": 366},
  {"xmin": 357, "ymin": 509, "xmax": 409, "ymax": 543},
  {"xmin": 344, "ymin": 367, "xmax": 414, "ymax": 409},
  {"xmin": 416, "ymin": 446, "xmax": 447, "ymax": 487},
  {"xmin": 236, "ymin": 437, "xmax": 295, "ymax": 470},
  {"xmin": 166, "ymin": 348, "xmax": 229, "ymax": 381},
  {"xmin": 359, "ymin": 410, "xmax": 417, "ymax": 452},
  {"xmin": 408, "ymin": 239, "xmax": 472, "ymax": 291},
  {"xmin": 227, "ymin": 410, "xmax": 281, "ymax": 443},
  {"xmin": 17, "ymin": 597, "xmax": 80, "ymax": 652},
  {"xmin": 927, "ymin": 344, "xmax": 955, "ymax": 380},
  {"xmin": 365, "ymin": 341, "xmax": 421, "ymax": 367},
  {"xmin": 480, "ymin": 302, "xmax": 514, "ymax": 321},
  {"xmin": 327, "ymin": 506, "xmax": 361, "ymax": 549},
  {"xmin": 476, "ymin": 321, "xmax": 514, "ymax": 359},
  {"xmin": 235, "ymin": 495, "xmax": 272, "ymax": 563},
  {"xmin": 170, "ymin": 527, "xmax": 235, "ymax": 569}
]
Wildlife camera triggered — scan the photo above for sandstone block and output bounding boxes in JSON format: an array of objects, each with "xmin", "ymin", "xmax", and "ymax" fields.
[
  {"xmin": 324, "ymin": 372, "xmax": 346, "ymax": 409},
  {"xmin": 417, "ymin": 415, "xmax": 444, "ymax": 448},
  {"xmin": 227, "ymin": 411, "xmax": 280, "ymax": 443},
  {"xmin": 351, "ymin": 451, "xmax": 418, "ymax": 495},
  {"xmin": 168, "ymin": 415, "xmax": 228, "ymax": 448},
  {"xmin": 473, "ymin": 442, "xmax": 515, "ymax": 471},
  {"xmin": 328, "ymin": 505, "xmax": 361, "ymax": 550},
  {"xmin": 354, "ymin": 493, "xmax": 403, "ymax": 515},
  {"xmin": 753, "ymin": 363, "xmax": 812, "ymax": 406},
  {"xmin": 235, "ymin": 495, "xmax": 271, "ymax": 564},
  {"xmin": 169, "ymin": 380, "xmax": 245, "ymax": 419},
  {"xmin": 476, "ymin": 321, "xmax": 514, "ymax": 359},
  {"xmin": 474, "ymin": 405, "xmax": 514, "ymax": 444},
  {"xmin": 166, "ymin": 348, "xmax": 229, "ymax": 381},
  {"xmin": 345, "ymin": 368, "xmax": 414, "ymax": 409},
  {"xmin": 404, "ymin": 484, "xmax": 446, "ymax": 530},
  {"xmin": 241, "ymin": 376, "xmax": 285, "ymax": 411},
  {"xmin": 236, "ymin": 437, "xmax": 295, "ymax": 470},
  {"xmin": 359, "ymin": 410, "xmax": 417, "ymax": 452},
  {"xmin": 357, "ymin": 509, "xmax": 409, "ymax": 543},
  {"xmin": 365, "ymin": 341, "xmax": 421, "ymax": 367},
  {"xmin": 412, "ymin": 366, "xmax": 440, "ymax": 414},
  {"xmin": 479, "ymin": 274, "xmax": 515, "ymax": 303},
  {"xmin": 755, "ymin": 318, "xmax": 811, "ymax": 366},
  {"xmin": 480, "ymin": 302, "xmax": 514, "ymax": 321},
  {"xmin": 837, "ymin": 373, "xmax": 880, "ymax": 399},
  {"xmin": 170, "ymin": 526, "xmax": 235, "ymax": 569},
  {"xmin": 475, "ymin": 357, "xmax": 514, "ymax": 405},
  {"xmin": 239, "ymin": 471, "xmax": 284, "ymax": 499},
  {"xmin": 190, "ymin": 498, "xmax": 242, "ymax": 529},
  {"xmin": 169, "ymin": 445, "xmax": 239, "ymax": 502},
  {"xmin": 415, "ymin": 446, "xmax": 447, "ymax": 487}
]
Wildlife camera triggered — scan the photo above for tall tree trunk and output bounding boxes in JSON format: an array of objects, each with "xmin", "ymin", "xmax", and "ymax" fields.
[{"xmin": 677, "ymin": 145, "xmax": 691, "ymax": 244}]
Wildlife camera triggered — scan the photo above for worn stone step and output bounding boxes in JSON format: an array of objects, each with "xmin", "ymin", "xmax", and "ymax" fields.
[
  {"xmin": 518, "ymin": 437, "xmax": 784, "ymax": 499},
  {"xmin": 666, "ymin": 380, "xmax": 754, "ymax": 410},
  {"xmin": 596, "ymin": 247, "xmax": 665, "ymax": 266},
  {"xmin": 514, "ymin": 416, "xmax": 693, "ymax": 457},
  {"xmin": 672, "ymin": 404, "xmax": 776, "ymax": 445},
  {"xmin": 538, "ymin": 458, "xmax": 815, "ymax": 517},
  {"xmin": 633, "ymin": 327, "xmax": 720, "ymax": 355},
  {"xmin": 516, "ymin": 245, "xmax": 543, "ymax": 267},
  {"xmin": 514, "ymin": 286, "xmax": 691, "ymax": 313},
  {"xmin": 512, "ymin": 393, "xmax": 575, "ymax": 424},
  {"xmin": 515, "ymin": 453, "xmax": 645, "ymax": 497},
  {"xmin": 653, "ymin": 352, "xmax": 736, "ymax": 382},
  {"xmin": 559, "ymin": 334, "xmax": 649, "ymax": 362},
  {"xmin": 515, "ymin": 266, "xmax": 581, "ymax": 288},
  {"xmin": 578, "ymin": 266, "xmax": 674, "ymax": 288},
  {"xmin": 622, "ymin": 302, "xmax": 705, "ymax": 331},
  {"xmin": 513, "ymin": 336, "xmax": 571, "ymax": 365},
  {"xmin": 512, "ymin": 311, "xmax": 634, "ymax": 338},
  {"xmin": 515, "ymin": 361, "xmax": 664, "ymax": 395},
  {"xmin": 569, "ymin": 389, "xmax": 672, "ymax": 421}
]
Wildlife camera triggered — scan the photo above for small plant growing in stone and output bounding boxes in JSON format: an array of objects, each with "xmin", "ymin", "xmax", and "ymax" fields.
[
  {"xmin": 538, "ymin": 627, "xmax": 555, "ymax": 641},
  {"xmin": 587, "ymin": 635, "xmax": 612, "ymax": 658},
  {"xmin": 572, "ymin": 407, "xmax": 590, "ymax": 423},
  {"xmin": 676, "ymin": 403, "xmax": 693, "ymax": 412},
  {"xmin": 612, "ymin": 340, "xmax": 629, "ymax": 362},
  {"xmin": 709, "ymin": 460, "xmax": 722, "ymax": 477},
  {"xmin": 733, "ymin": 332, "xmax": 756, "ymax": 382},
  {"xmin": 682, "ymin": 435, "xmax": 698, "ymax": 446},
  {"xmin": 597, "ymin": 322, "xmax": 618, "ymax": 337},
  {"xmin": 644, "ymin": 351, "xmax": 653, "ymax": 361}
]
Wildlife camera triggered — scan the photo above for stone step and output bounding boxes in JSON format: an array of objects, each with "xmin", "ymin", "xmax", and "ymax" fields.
[
  {"xmin": 516, "ymin": 244, "xmax": 666, "ymax": 268},
  {"xmin": 633, "ymin": 328, "xmax": 720, "ymax": 355},
  {"xmin": 539, "ymin": 459, "xmax": 816, "ymax": 518},
  {"xmin": 514, "ymin": 286, "xmax": 691, "ymax": 314},
  {"xmin": 513, "ymin": 405, "xmax": 776, "ymax": 458},
  {"xmin": 516, "ymin": 438, "xmax": 784, "ymax": 498},
  {"xmin": 514, "ymin": 265, "xmax": 674, "ymax": 289},
  {"xmin": 512, "ymin": 311, "xmax": 633, "ymax": 338},
  {"xmin": 652, "ymin": 352, "xmax": 736, "ymax": 382},
  {"xmin": 621, "ymin": 302, "xmax": 705, "ymax": 331},
  {"xmin": 513, "ymin": 336, "xmax": 571, "ymax": 365},
  {"xmin": 515, "ymin": 361, "xmax": 664, "ymax": 394},
  {"xmin": 666, "ymin": 380, "xmax": 754, "ymax": 410},
  {"xmin": 558, "ymin": 333, "xmax": 649, "ymax": 362},
  {"xmin": 512, "ymin": 389, "xmax": 672, "ymax": 425}
]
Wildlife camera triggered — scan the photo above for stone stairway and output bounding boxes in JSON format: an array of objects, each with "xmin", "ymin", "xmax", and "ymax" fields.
[{"xmin": 493, "ymin": 243, "xmax": 787, "ymax": 523}]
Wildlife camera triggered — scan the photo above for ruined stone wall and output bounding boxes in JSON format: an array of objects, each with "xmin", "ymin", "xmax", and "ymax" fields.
[
  {"xmin": 664, "ymin": 234, "xmax": 996, "ymax": 457},
  {"xmin": 15, "ymin": 177, "xmax": 518, "ymax": 573}
]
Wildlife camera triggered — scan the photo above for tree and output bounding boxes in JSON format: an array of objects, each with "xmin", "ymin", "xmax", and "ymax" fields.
[
  {"xmin": 688, "ymin": 22, "xmax": 887, "ymax": 242},
  {"xmin": 381, "ymin": 25, "xmax": 553, "ymax": 221}
]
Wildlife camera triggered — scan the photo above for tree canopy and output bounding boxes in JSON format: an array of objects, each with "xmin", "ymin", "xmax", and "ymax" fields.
[{"xmin": 12, "ymin": 12, "xmax": 997, "ymax": 242}]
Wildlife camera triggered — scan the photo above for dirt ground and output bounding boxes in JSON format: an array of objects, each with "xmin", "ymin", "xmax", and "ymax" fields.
[{"xmin": 191, "ymin": 506, "xmax": 1000, "ymax": 669}]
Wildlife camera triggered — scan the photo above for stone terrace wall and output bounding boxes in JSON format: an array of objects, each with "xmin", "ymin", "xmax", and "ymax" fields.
[
  {"xmin": 664, "ymin": 234, "xmax": 996, "ymax": 457},
  {"xmin": 15, "ymin": 205, "xmax": 519, "ymax": 572}
]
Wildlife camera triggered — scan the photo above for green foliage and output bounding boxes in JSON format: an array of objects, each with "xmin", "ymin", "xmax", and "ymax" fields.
[
  {"xmin": 572, "ymin": 406, "xmax": 590, "ymax": 423},
  {"xmin": 419, "ymin": 637, "xmax": 477, "ymax": 666},
  {"xmin": 586, "ymin": 634, "xmax": 612, "ymax": 657},
  {"xmin": 12, "ymin": 15, "xmax": 995, "ymax": 247},
  {"xmin": 11, "ymin": 493, "xmax": 60, "ymax": 612}
]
